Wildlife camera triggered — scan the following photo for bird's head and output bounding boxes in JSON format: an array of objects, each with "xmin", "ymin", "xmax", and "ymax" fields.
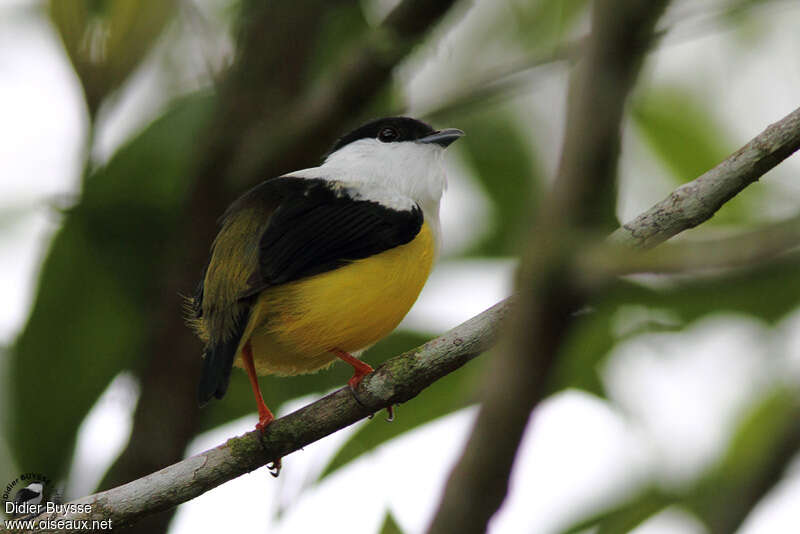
[
  {"xmin": 23, "ymin": 483, "xmax": 43, "ymax": 494},
  {"xmin": 322, "ymin": 116, "xmax": 463, "ymax": 204}
]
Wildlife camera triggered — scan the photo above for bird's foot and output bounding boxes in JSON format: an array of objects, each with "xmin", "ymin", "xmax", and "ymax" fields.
[
  {"xmin": 333, "ymin": 349, "xmax": 394, "ymax": 422},
  {"xmin": 267, "ymin": 458, "xmax": 282, "ymax": 478},
  {"xmin": 255, "ymin": 404, "xmax": 275, "ymax": 432}
]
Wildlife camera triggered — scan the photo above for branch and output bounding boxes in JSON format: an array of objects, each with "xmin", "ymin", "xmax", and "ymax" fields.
[
  {"xmin": 577, "ymin": 214, "xmax": 800, "ymax": 284},
  {"xmin": 611, "ymin": 105, "xmax": 800, "ymax": 248}
]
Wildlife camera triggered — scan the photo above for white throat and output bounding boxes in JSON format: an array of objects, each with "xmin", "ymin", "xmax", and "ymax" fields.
[{"xmin": 322, "ymin": 139, "xmax": 447, "ymax": 205}]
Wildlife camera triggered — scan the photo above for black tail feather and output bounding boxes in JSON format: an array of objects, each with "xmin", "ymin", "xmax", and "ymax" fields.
[
  {"xmin": 197, "ymin": 305, "xmax": 251, "ymax": 405},
  {"xmin": 197, "ymin": 337, "xmax": 239, "ymax": 405}
]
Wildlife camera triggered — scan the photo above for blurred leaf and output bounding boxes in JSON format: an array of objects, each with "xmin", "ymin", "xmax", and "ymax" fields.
[
  {"xmin": 316, "ymin": 343, "xmax": 485, "ymax": 481},
  {"xmin": 306, "ymin": 4, "xmax": 370, "ymax": 84},
  {"xmin": 549, "ymin": 306, "xmax": 614, "ymax": 397},
  {"xmin": 379, "ymin": 510, "xmax": 406, "ymax": 534},
  {"xmin": 632, "ymin": 86, "xmax": 730, "ymax": 183},
  {"xmin": 511, "ymin": 0, "xmax": 591, "ymax": 50},
  {"xmin": 723, "ymin": 0, "xmax": 773, "ymax": 45},
  {"xmin": 6, "ymin": 94, "xmax": 213, "ymax": 479},
  {"xmin": 554, "ymin": 254, "xmax": 800, "ymax": 398},
  {"xmin": 685, "ymin": 386, "xmax": 800, "ymax": 531},
  {"xmin": 559, "ymin": 489, "xmax": 673, "ymax": 534},
  {"xmin": 198, "ymin": 331, "xmax": 436, "ymax": 433},
  {"xmin": 457, "ymin": 107, "xmax": 541, "ymax": 257},
  {"xmin": 49, "ymin": 0, "xmax": 177, "ymax": 117},
  {"xmin": 631, "ymin": 85, "xmax": 762, "ymax": 225}
]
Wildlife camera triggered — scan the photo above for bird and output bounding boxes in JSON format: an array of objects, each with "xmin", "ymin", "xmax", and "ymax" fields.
[
  {"xmin": 12, "ymin": 482, "xmax": 44, "ymax": 516},
  {"xmin": 187, "ymin": 117, "xmax": 463, "ymax": 448}
]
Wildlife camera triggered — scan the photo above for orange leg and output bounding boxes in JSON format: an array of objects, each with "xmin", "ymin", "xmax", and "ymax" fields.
[
  {"xmin": 241, "ymin": 341, "xmax": 275, "ymax": 431},
  {"xmin": 332, "ymin": 349, "xmax": 374, "ymax": 389},
  {"xmin": 332, "ymin": 349, "xmax": 394, "ymax": 422}
]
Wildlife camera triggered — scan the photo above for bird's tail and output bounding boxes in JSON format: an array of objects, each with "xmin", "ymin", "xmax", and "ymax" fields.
[
  {"xmin": 197, "ymin": 305, "xmax": 251, "ymax": 405},
  {"xmin": 197, "ymin": 337, "xmax": 239, "ymax": 405}
]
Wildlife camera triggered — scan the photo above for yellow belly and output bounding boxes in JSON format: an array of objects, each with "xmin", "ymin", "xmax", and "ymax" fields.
[{"xmin": 235, "ymin": 222, "xmax": 435, "ymax": 375}]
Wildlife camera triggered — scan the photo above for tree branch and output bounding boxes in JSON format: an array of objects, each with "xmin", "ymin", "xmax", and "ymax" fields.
[
  {"xmin": 611, "ymin": 106, "xmax": 800, "ymax": 248},
  {"xmin": 577, "ymin": 214, "xmax": 800, "ymax": 284}
]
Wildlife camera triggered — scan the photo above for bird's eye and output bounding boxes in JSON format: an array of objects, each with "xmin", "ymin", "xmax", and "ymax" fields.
[{"xmin": 378, "ymin": 127, "xmax": 399, "ymax": 142}]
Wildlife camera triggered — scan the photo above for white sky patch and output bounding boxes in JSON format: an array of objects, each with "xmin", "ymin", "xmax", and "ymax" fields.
[
  {"xmin": 172, "ymin": 393, "xmax": 363, "ymax": 534},
  {"xmin": 273, "ymin": 407, "xmax": 477, "ymax": 534},
  {"xmin": 0, "ymin": 5, "xmax": 85, "ymax": 342},
  {"xmin": 604, "ymin": 315, "xmax": 775, "ymax": 487},
  {"xmin": 738, "ymin": 455, "xmax": 800, "ymax": 534},
  {"xmin": 490, "ymin": 392, "xmax": 652, "ymax": 533},
  {"xmin": 65, "ymin": 372, "xmax": 139, "ymax": 499},
  {"xmin": 401, "ymin": 258, "xmax": 516, "ymax": 333},
  {"xmin": 630, "ymin": 506, "xmax": 708, "ymax": 534}
]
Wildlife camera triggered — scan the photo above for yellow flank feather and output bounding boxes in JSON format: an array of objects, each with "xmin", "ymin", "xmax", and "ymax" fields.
[{"xmin": 235, "ymin": 222, "xmax": 435, "ymax": 375}]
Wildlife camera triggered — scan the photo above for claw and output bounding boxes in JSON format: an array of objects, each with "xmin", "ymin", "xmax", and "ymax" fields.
[{"xmin": 268, "ymin": 458, "xmax": 282, "ymax": 478}]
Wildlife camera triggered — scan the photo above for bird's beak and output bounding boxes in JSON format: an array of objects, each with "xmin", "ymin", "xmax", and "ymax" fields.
[{"xmin": 418, "ymin": 128, "xmax": 464, "ymax": 147}]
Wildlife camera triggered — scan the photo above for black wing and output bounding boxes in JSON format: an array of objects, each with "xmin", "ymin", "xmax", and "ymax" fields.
[
  {"xmin": 253, "ymin": 178, "xmax": 423, "ymax": 289},
  {"xmin": 14, "ymin": 488, "xmax": 41, "ymax": 505}
]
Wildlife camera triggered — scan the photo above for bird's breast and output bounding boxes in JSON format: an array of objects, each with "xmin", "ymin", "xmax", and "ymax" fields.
[{"xmin": 241, "ymin": 221, "xmax": 436, "ymax": 375}]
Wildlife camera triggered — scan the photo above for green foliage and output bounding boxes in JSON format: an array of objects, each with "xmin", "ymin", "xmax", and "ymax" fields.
[
  {"xmin": 379, "ymin": 510, "xmax": 406, "ymax": 534},
  {"xmin": 631, "ymin": 85, "xmax": 765, "ymax": 225},
  {"xmin": 632, "ymin": 86, "xmax": 731, "ymax": 184},
  {"xmin": 6, "ymin": 95, "xmax": 213, "ymax": 479},
  {"xmin": 552, "ymin": 255, "xmax": 800, "ymax": 399},
  {"xmin": 512, "ymin": 0, "xmax": 591, "ymax": 49},
  {"xmin": 456, "ymin": 107, "xmax": 541, "ymax": 257},
  {"xmin": 560, "ymin": 489, "xmax": 674, "ymax": 534},
  {"xmin": 549, "ymin": 306, "xmax": 615, "ymax": 397},
  {"xmin": 560, "ymin": 386, "xmax": 800, "ymax": 534},
  {"xmin": 49, "ymin": 0, "xmax": 177, "ymax": 116},
  {"xmin": 686, "ymin": 386, "xmax": 800, "ymax": 530}
]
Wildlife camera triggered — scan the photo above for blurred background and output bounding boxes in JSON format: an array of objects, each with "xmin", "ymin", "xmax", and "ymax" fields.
[{"xmin": 2, "ymin": 0, "xmax": 800, "ymax": 532}]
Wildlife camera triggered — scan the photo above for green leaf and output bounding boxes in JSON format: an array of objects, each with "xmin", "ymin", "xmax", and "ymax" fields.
[
  {"xmin": 559, "ymin": 489, "xmax": 672, "ymax": 534},
  {"xmin": 549, "ymin": 305, "xmax": 615, "ymax": 397},
  {"xmin": 632, "ymin": 86, "xmax": 731, "ymax": 184},
  {"xmin": 554, "ymin": 255, "xmax": 800, "ymax": 398},
  {"xmin": 456, "ymin": 107, "xmax": 541, "ymax": 257},
  {"xmin": 4, "ymin": 94, "xmax": 213, "ymax": 479},
  {"xmin": 512, "ymin": 0, "xmax": 591, "ymax": 50},
  {"xmin": 685, "ymin": 386, "xmax": 800, "ymax": 531},
  {"xmin": 49, "ymin": 0, "xmax": 178, "ymax": 116},
  {"xmin": 316, "ymin": 344, "xmax": 486, "ymax": 481},
  {"xmin": 379, "ymin": 510, "xmax": 406, "ymax": 534}
]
